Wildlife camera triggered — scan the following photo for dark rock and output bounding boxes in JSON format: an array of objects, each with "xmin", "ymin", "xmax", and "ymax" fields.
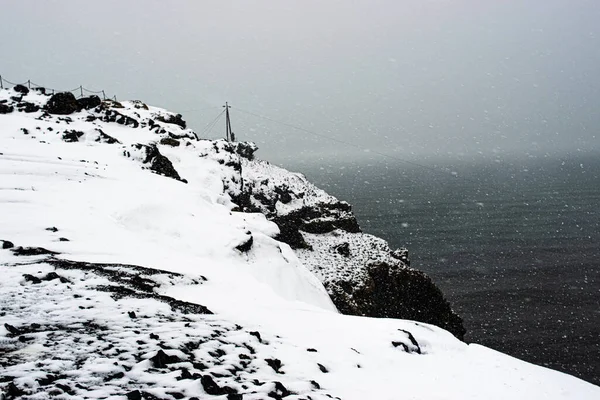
[
  {"xmin": 249, "ymin": 331, "xmax": 262, "ymax": 342},
  {"xmin": 391, "ymin": 248, "xmax": 411, "ymax": 266},
  {"xmin": 46, "ymin": 92, "xmax": 79, "ymax": 115},
  {"xmin": 265, "ymin": 358, "xmax": 283, "ymax": 373},
  {"xmin": 37, "ymin": 374, "xmax": 60, "ymax": 386},
  {"xmin": 200, "ymin": 375, "xmax": 224, "ymax": 395},
  {"xmin": 59, "ymin": 237, "xmax": 70, "ymax": 242},
  {"xmin": 233, "ymin": 142, "xmax": 258, "ymax": 160},
  {"xmin": 227, "ymin": 394, "xmax": 243, "ymax": 400},
  {"xmin": 317, "ymin": 363, "xmax": 329, "ymax": 373},
  {"xmin": 4, "ymin": 323, "xmax": 22, "ymax": 336},
  {"xmin": 34, "ymin": 87, "xmax": 47, "ymax": 95},
  {"xmin": 1, "ymin": 240, "xmax": 14, "ymax": 249},
  {"xmin": 5, "ymin": 382, "xmax": 25, "ymax": 399},
  {"xmin": 46, "ymin": 227, "xmax": 59, "ymax": 232},
  {"xmin": 310, "ymin": 380, "xmax": 321, "ymax": 389},
  {"xmin": 150, "ymin": 333, "xmax": 159, "ymax": 340},
  {"xmin": 159, "ymin": 137, "xmax": 180, "ymax": 147},
  {"xmin": 179, "ymin": 368, "xmax": 193, "ymax": 380},
  {"xmin": 131, "ymin": 143, "xmax": 184, "ymax": 182},
  {"xmin": 11, "ymin": 246, "xmax": 58, "ymax": 256},
  {"xmin": 62, "ymin": 130, "xmax": 85, "ymax": 142},
  {"xmin": 18, "ymin": 102, "xmax": 40, "ymax": 113},
  {"xmin": 76, "ymin": 95, "xmax": 101, "ymax": 110},
  {"xmin": 0, "ymin": 103, "xmax": 14, "ymax": 114},
  {"xmin": 167, "ymin": 392, "xmax": 185, "ymax": 400},
  {"xmin": 268, "ymin": 381, "xmax": 291, "ymax": 399},
  {"xmin": 128, "ymin": 311, "xmax": 137, "ymax": 319},
  {"xmin": 272, "ymin": 218, "xmax": 311, "ymax": 250},
  {"xmin": 102, "ymin": 110, "xmax": 139, "ymax": 128},
  {"xmin": 94, "ymin": 129, "xmax": 120, "ymax": 144},
  {"xmin": 156, "ymin": 113, "xmax": 186, "ymax": 129},
  {"xmin": 329, "ymin": 262, "xmax": 466, "ymax": 340},
  {"xmin": 23, "ymin": 274, "xmax": 42, "ymax": 284},
  {"xmin": 126, "ymin": 390, "xmax": 142, "ymax": 400},
  {"xmin": 13, "ymin": 84, "xmax": 29, "ymax": 94},
  {"xmin": 150, "ymin": 349, "xmax": 182, "ymax": 368},
  {"xmin": 235, "ymin": 234, "xmax": 253, "ymax": 253},
  {"xmin": 306, "ymin": 348, "xmax": 317, "ymax": 352},
  {"xmin": 334, "ymin": 242, "xmax": 350, "ymax": 257},
  {"xmin": 21, "ymin": 128, "xmax": 29, "ymax": 135}
]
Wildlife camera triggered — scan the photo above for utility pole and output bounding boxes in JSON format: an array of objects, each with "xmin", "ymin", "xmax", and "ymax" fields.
[{"xmin": 223, "ymin": 102, "xmax": 234, "ymax": 142}]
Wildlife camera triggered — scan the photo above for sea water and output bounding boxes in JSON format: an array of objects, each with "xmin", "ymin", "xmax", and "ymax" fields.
[{"xmin": 292, "ymin": 154, "xmax": 600, "ymax": 385}]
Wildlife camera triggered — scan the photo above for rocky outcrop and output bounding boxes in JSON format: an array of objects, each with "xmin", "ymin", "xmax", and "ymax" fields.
[
  {"xmin": 156, "ymin": 113, "xmax": 186, "ymax": 129},
  {"xmin": 236, "ymin": 157, "xmax": 467, "ymax": 340},
  {"xmin": 128, "ymin": 143, "xmax": 185, "ymax": 183},
  {"xmin": 46, "ymin": 92, "xmax": 79, "ymax": 115},
  {"xmin": 329, "ymin": 262, "xmax": 465, "ymax": 339},
  {"xmin": 76, "ymin": 95, "xmax": 102, "ymax": 110}
]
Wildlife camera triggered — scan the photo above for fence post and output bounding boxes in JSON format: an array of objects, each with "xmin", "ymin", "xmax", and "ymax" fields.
[
  {"xmin": 27, "ymin": 80, "xmax": 31, "ymax": 89},
  {"xmin": 0, "ymin": 76, "xmax": 3, "ymax": 89},
  {"xmin": 80, "ymin": 86, "xmax": 83, "ymax": 98},
  {"xmin": 102, "ymin": 90, "xmax": 106, "ymax": 100}
]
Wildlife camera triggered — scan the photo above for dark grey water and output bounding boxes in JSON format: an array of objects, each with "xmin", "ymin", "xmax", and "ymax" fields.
[{"xmin": 291, "ymin": 155, "xmax": 600, "ymax": 385}]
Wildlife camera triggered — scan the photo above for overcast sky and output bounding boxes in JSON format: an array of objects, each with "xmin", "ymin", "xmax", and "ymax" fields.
[{"xmin": 1, "ymin": 0, "xmax": 599, "ymax": 165}]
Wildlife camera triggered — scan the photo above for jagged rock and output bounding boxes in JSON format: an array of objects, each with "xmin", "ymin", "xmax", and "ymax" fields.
[
  {"xmin": 1, "ymin": 240, "xmax": 14, "ymax": 249},
  {"xmin": 13, "ymin": 84, "xmax": 29, "ymax": 94},
  {"xmin": 233, "ymin": 141, "xmax": 258, "ymax": 160},
  {"xmin": 11, "ymin": 246, "xmax": 58, "ymax": 256},
  {"xmin": 95, "ymin": 128, "xmax": 120, "ymax": 144},
  {"xmin": 126, "ymin": 390, "xmax": 142, "ymax": 400},
  {"xmin": 235, "ymin": 234, "xmax": 253, "ymax": 253},
  {"xmin": 156, "ymin": 113, "xmax": 186, "ymax": 129},
  {"xmin": 333, "ymin": 242, "xmax": 350, "ymax": 257},
  {"xmin": 76, "ymin": 95, "xmax": 101, "ymax": 110},
  {"xmin": 34, "ymin": 87, "xmax": 47, "ymax": 95},
  {"xmin": 200, "ymin": 375, "xmax": 224, "ymax": 395},
  {"xmin": 46, "ymin": 92, "xmax": 79, "ymax": 115},
  {"xmin": 102, "ymin": 110, "xmax": 139, "ymax": 128},
  {"xmin": 131, "ymin": 143, "xmax": 184, "ymax": 182},
  {"xmin": 159, "ymin": 137, "xmax": 180, "ymax": 147},
  {"xmin": 329, "ymin": 262, "xmax": 465, "ymax": 340},
  {"xmin": 265, "ymin": 358, "xmax": 283, "ymax": 373},
  {"xmin": 17, "ymin": 102, "xmax": 40, "ymax": 113},
  {"xmin": 150, "ymin": 349, "xmax": 181, "ymax": 368},
  {"xmin": 391, "ymin": 248, "xmax": 411, "ymax": 266},
  {"xmin": 0, "ymin": 103, "xmax": 14, "ymax": 114},
  {"xmin": 62, "ymin": 130, "xmax": 84, "ymax": 142}
]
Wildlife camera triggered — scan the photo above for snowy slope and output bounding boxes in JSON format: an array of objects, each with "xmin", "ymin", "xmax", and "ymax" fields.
[{"xmin": 1, "ymin": 86, "xmax": 598, "ymax": 399}]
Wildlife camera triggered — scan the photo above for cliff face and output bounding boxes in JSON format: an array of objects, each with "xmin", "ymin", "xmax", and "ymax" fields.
[{"xmin": 237, "ymin": 159, "xmax": 466, "ymax": 340}]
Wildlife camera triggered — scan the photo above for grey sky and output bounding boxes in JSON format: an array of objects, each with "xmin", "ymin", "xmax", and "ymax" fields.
[{"xmin": 1, "ymin": 0, "xmax": 599, "ymax": 165}]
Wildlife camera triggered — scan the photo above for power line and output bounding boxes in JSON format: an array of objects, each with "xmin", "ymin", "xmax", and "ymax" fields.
[
  {"xmin": 199, "ymin": 109, "xmax": 226, "ymax": 138},
  {"xmin": 233, "ymin": 106, "xmax": 504, "ymax": 194}
]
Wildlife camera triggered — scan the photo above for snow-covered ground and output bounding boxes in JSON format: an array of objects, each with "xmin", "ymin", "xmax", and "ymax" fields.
[{"xmin": 1, "ymin": 87, "xmax": 598, "ymax": 399}]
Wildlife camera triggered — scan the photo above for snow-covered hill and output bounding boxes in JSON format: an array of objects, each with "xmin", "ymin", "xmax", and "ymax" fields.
[{"xmin": 1, "ymin": 85, "xmax": 598, "ymax": 399}]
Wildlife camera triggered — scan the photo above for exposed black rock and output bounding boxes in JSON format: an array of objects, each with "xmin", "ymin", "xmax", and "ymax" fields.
[
  {"xmin": 46, "ymin": 227, "xmax": 59, "ymax": 232},
  {"xmin": 249, "ymin": 331, "xmax": 263, "ymax": 343},
  {"xmin": 329, "ymin": 262, "xmax": 465, "ymax": 340},
  {"xmin": 1, "ymin": 240, "xmax": 14, "ymax": 249},
  {"xmin": 233, "ymin": 142, "xmax": 258, "ymax": 161},
  {"xmin": 62, "ymin": 130, "xmax": 85, "ymax": 142},
  {"xmin": 334, "ymin": 242, "xmax": 350, "ymax": 257},
  {"xmin": 156, "ymin": 114, "xmax": 186, "ymax": 129},
  {"xmin": 265, "ymin": 358, "xmax": 283, "ymax": 374},
  {"xmin": 11, "ymin": 246, "xmax": 58, "ymax": 256},
  {"xmin": 150, "ymin": 349, "xmax": 182, "ymax": 368},
  {"xmin": 102, "ymin": 109, "xmax": 139, "ymax": 128},
  {"xmin": 235, "ymin": 234, "xmax": 253, "ymax": 253},
  {"xmin": 17, "ymin": 102, "xmax": 40, "ymax": 113},
  {"xmin": 126, "ymin": 390, "xmax": 142, "ymax": 400},
  {"xmin": 130, "ymin": 143, "xmax": 184, "ymax": 182},
  {"xmin": 46, "ymin": 92, "xmax": 79, "ymax": 115},
  {"xmin": 200, "ymin": 375, "xmax": 224, "ymax": 395},
  {"xmin": 159, "ymin": 137, "xmax": 180, "ymax": 147},
  {"xmin": 13, "ymin": 84, "xmax": 29, "ymax": 94},
  {"xmin": 317, "ymin": 363, "xmax": 329, "ymax": 373},
  {"xmin": 0, "ymin": 103, "xmax": 14, "ymax": 114},
  {"xmin": 95, "ymin": 128, "xmax": 120, "ymax": 144},
  {"xmin": 23, "ymin": 274, "xmax": 42, "ymax": 284},
  {"xmin": 76, "ymin": 95, "xmax": 101, "ymax": 110},
  {"xmin": 5, "ymin": 381, "xmax": 25, "ymax": 399},
  {"xmin": 391, "ymin": 248, "xmax": 411, "ymax": 267},
  {"xmin": 269, "ymin": 381, "xmax": 291, "ymax": 399}
]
